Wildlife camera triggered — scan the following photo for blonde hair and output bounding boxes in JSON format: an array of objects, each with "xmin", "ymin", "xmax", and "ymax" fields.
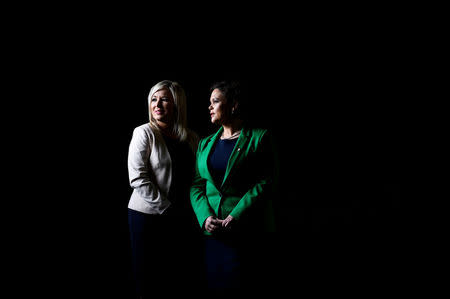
[{"xmin": 148, "ymin": 80, "xmax": 189, "ymax": 142}]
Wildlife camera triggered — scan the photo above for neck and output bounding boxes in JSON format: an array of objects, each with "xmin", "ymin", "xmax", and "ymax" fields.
[
  {"xmin": 222, "ymin": 119, "xmax": 243, "ymax": 138},
  {"xmin": 157, "ymin": 121, "xmax": 176, "ymax": 138}
]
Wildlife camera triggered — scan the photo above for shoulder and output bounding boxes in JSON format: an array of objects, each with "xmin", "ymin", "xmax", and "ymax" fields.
[
  {"xmin": 133, "ymin": 123, "xmax": 151, "ymax": 133},
  {"xmin": 131, "ymin": 123, "xmax": 156, "ymax": 141},
  {"xmin": 244, "ymin": 127, "xmax": 274, "ymax": 152},
  {"xmin": 248, "ymin": 127, "xmax": 268, "ymax": 136},
  {"xmin": 198, "ymin": 131, "xmax": 217, "ymax": 148},
  {"xmin": 245, "ymin": 127, "xmax": 269, "ymax": 141}
]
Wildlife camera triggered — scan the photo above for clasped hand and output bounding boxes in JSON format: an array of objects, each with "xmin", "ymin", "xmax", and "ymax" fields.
[{"xmin": 204, "ymin": 215, "xmax": 234, "ymax": 233}]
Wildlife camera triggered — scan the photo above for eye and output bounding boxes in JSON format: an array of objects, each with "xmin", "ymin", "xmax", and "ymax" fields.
[{"xmin": 151, "ymin": 98, "xmax": 157, "ymax": 102}]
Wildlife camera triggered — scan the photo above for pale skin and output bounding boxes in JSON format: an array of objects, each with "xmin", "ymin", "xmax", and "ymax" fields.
[
  {"xmin": 204, "ymin": 88, "xmax": 244, "ymax": 233},
  {"xmin": 150, "ymin": 88, "xmax": 176, "ymax": 138}
]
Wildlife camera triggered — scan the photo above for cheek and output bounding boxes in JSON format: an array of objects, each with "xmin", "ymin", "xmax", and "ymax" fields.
[
  {"xmin": 218, "ymin": 106, "xmax": 229, "ymax": 118},
  {"xmin": 164, "ymin": 102, "xmax": 175, "ymax": 114}
]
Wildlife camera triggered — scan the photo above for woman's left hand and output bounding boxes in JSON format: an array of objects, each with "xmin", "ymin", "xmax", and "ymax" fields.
[{"xmin": 222, "ymin": 215, "xmax": 235, "ymax": 228}]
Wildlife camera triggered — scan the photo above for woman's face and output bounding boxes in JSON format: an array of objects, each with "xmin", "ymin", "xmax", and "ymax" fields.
[
  {"xmin": 150, "ymin": 88, "xmax": 175, "ymax": 125},
  {"xmin": 209, "ymin": 88, "xmax": 231, "ymax": 125}
]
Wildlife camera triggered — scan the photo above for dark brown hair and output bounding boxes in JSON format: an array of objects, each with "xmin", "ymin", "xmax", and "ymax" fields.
[{"xmin": 210, "ymin": 80, "xmax": 247, "ymax": 119}]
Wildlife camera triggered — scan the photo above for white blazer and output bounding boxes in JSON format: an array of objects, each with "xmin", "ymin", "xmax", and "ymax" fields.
[{"xmin": 127, "ymin": 124, "xmax": 173, "ymax": 215}]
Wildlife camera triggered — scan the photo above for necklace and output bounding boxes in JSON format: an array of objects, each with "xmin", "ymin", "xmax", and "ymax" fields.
[{"xmin": 221, "ymin": 130, "xmax": 241, "ymax": 140}]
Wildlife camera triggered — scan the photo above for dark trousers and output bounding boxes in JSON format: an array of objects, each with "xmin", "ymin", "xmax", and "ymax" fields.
[
  {"xmin": 128, "ymin": 208, "xmax": 203, "ymax": 298},
  {"xmin": 205, "ymin": 236, "xmax": 243, "ymax": 291},
  {"xmin": 128, "ymin": 209, "xmax": 168, "ymax": 297},
  {"xmin": 204, "ymin": 233, "xmax": 277, "ymax": 293}
]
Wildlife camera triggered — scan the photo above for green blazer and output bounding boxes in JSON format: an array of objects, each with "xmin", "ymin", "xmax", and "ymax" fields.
[{"xmin": 190, "ymin": 125, "xmax": 276, "ymax": 235}]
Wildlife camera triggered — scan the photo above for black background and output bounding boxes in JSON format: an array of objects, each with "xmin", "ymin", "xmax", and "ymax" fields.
[
  {"xmin": 68, "ymin": 54, "xmax": 408, "ymax": 297},
  {"xmin": 22, "ymin": 13, "xmax": 417, "ymax": 297}
]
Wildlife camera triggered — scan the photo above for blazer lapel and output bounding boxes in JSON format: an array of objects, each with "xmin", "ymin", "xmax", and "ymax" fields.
[
  {"xmin": 200, "ymin": 127, "xmax": 223, "ymax": 185},
  {"xmin": 221, "ymin": 126, "xmax": 249, "ymax": 189}
]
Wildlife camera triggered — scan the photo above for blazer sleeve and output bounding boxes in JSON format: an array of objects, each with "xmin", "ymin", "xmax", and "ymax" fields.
[
  {"xmin": 128, "ymin": 126, "xmax": 167, "ymax": 205},
  {"xmin": 190, "ymin": 140, "xmax": 215, "ymax": 228},
  {"xmin": 229, "ymin": 130, "xmax": 274, "ymax": 220}
]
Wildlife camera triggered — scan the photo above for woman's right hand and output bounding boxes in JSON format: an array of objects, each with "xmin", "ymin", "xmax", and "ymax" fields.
[{"xmin": 204, "ymin": 216, "xmax": 223, "ymax": 233}]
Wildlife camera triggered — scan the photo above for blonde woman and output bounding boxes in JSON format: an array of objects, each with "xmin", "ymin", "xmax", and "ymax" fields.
[{"xmin": 127, "ymin": 80, "xmax": 199, "ymax": 297}]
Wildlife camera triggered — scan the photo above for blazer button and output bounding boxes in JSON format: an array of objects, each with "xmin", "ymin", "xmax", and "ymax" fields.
[{"xmin": 237, "ymin": 148, "xmax": 241, "ymax": 151}]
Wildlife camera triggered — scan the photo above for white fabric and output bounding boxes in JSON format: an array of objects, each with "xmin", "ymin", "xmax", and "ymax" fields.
[{"xmin": 127, "ymin": 124, "xmax": 172, "ymax": 214}]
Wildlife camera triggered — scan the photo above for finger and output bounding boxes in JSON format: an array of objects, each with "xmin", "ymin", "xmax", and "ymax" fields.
[
  {"xmin": 211, "ymin": 218, "xmax": 223, "ymax": 224},
  {"xmin": 210, "ymin": 218, "xmax": 223, "ymax": 225},
  {"xmin": 208, "ymin": 223, "xmax": 218, "ymax": 230}
]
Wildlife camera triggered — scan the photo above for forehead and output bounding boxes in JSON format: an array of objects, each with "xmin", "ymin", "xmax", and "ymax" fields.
[
  {"xmin": 152, "ymin": 88, "xmax": 172, "ymax": 97},
  {"xmin": 211, "ymin": 88, "xmax": 225, "ymax": 99}
]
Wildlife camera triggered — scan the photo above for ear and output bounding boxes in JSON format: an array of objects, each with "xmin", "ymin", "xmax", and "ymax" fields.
[{"xmin": 232, "ymin": 100, "xmax": 239, "ymax": 113}]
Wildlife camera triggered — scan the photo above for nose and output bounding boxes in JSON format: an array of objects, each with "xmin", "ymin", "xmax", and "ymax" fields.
[
  {"xmin": 156, "ymin": 99, "xmax": 163, "ymax": 108},
  {"xmin": 208, "ymin": 104, "xmax": 213, "ymax": 111}
]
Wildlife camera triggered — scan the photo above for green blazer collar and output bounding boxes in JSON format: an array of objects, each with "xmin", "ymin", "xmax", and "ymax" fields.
[
  {"xmin": 203, "ymin": 125, "xmax": 250, "ymax": 189},
  {"xmin": 221, "ymin": 126, "xmax": 250, "ymax": 189},
  {"xmin": 200, "ymin": 127, "xmax": 222, "ymax": 185}
]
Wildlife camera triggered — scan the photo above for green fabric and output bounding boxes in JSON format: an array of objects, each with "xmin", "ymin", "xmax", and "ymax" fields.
[{"xmin": 190, "ymin": 125, "xmax": 276, "ymax": 235}]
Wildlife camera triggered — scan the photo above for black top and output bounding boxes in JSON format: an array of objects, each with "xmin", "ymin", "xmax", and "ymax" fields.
[
  {"xmin": 208, "ymin": 138, "xmax": 238, "ymax": 186},
  {"xmin": 162, "ymin": 135, "xmax": 195, "ymax": 207}
]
